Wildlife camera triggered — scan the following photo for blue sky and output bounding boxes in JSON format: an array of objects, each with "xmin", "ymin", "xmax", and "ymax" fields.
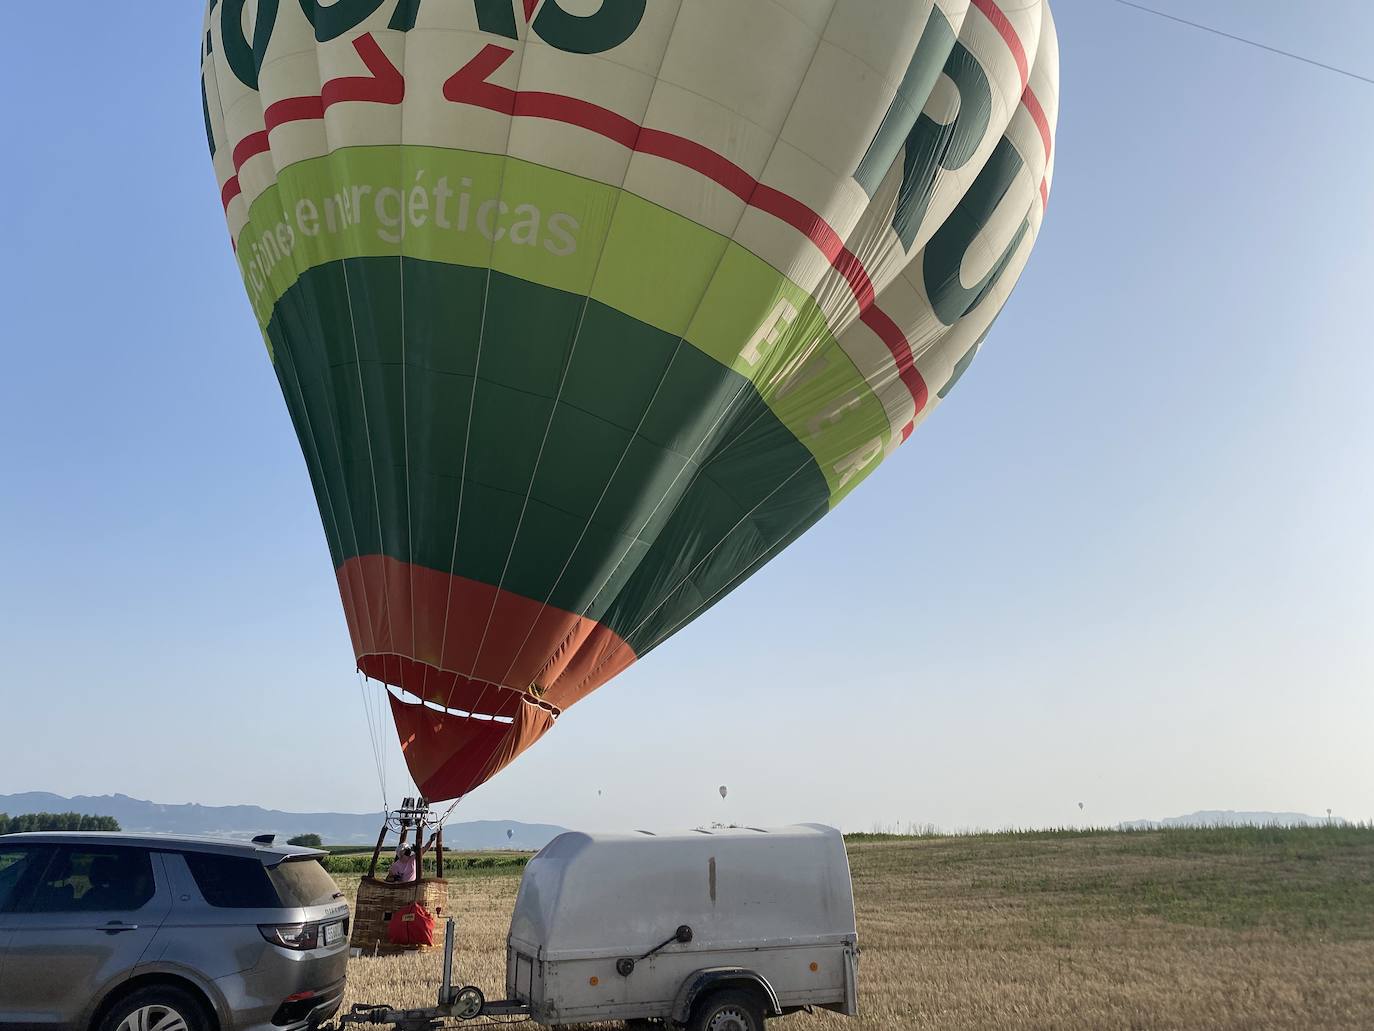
[{"xmin": 2, "ymin": 1, "xmax": 1371, "ymax": 832}]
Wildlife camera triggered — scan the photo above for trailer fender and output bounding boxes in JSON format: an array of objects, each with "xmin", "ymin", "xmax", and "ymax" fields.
[{"xmin": 671, "ymin": 968, "xmax": 782, "ymax": 1024}]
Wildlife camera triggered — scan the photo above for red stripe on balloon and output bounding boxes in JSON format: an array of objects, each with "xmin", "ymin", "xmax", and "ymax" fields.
[
  {"xmin": 265, "ymin": 94, "xmax": 325, "ymax": 131},
  {"xmin": 1021, "ymin": 86, "xmax": 1052, "ymax": 162},
  {"xmin": 971, "ymin": 0, "xmax": 1029, "ymax": 88},
  {"xmin": 969, "ymin": 0, "xmax": 1054, "ymax": 205},
  {"xmin": 967, "ymin": 6, "xmax": 1054, "ymax": 209},
  {"xmin": 232, "ymin": 131, "xmax": 270, "ymax": 174},
  {"xmin": 221, "ymin": 176, "xmax": 242, "ymax": 209},
  {"xmin": 322, "ymin": 32, "xmax": 405, "ymax": 108},
  {"xmin": 639, "ymin": 126, "xmax": 758, "ymax": 199}
]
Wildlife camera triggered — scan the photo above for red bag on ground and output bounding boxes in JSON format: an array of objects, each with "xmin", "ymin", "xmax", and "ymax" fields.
[{"xmin": 387, "ymin": 901, "xmax": 435, "ymax": 946}]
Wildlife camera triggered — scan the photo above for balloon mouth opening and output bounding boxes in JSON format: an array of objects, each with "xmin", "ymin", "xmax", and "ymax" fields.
[
  {"xmin": 357, "ymin": 652, "xmax": 561, "ymax": 723},
  {"xmin": 382, "ymin": 663, "xmax": 562, "ymax": 801},
  {"xmin": 383, "ymin": 683, "xmax": 517, "ymax": 724}
]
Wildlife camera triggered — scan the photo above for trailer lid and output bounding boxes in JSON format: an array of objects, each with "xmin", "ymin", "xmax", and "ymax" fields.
[{"xmin": 509, "ymin": 824, "xmax": 856, "ymax": 961}]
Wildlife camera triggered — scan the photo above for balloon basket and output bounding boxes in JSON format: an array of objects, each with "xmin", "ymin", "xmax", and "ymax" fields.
[
  {"xmin": 349, "ymin": 875, "xmax": 451, "ymax": 956},
  {"xmin": 348, "ymin": 796, "xmax": 452, "ymax": 955}
]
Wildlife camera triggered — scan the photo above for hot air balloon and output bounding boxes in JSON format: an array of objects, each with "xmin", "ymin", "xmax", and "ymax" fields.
[
  {"xmin": 719, "ymin": 786, "xmax": 728, "ymax": 800},
  {"xmin": 202, "ymin": 0, "xmax": 1060, "ymax": 802},
  {"xmin": 506, "ymin": 828, "xmax": 514, "ymax": 841}
]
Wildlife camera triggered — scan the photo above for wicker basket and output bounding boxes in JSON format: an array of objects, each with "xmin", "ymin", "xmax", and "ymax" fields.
[{"xmin": 349, "ymin": 876, "xmax": 451, "ymax": 956}]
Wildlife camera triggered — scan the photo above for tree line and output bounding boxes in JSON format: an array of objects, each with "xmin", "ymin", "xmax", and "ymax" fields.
[{"xmin": 0, "ymin": 812, "xmax": 121, "ymax": 834}]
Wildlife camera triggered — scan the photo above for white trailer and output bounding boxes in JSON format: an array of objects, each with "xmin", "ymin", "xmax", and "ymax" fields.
[
  {"xmin": 340, "ymin": 824, "xmax": 859, "ymax": 1031},
  {"xmin": 507, "ymin": 824, "xmax": 859, "ymax": 1027}
]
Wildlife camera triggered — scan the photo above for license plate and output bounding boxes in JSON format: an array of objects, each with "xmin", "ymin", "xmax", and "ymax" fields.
[{"xmin": 322, "ymin": 921, "xmax": 345, "ymax": 946}]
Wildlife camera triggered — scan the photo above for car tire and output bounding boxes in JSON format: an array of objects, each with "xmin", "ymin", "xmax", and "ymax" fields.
[
  {"xmin": 686, "ymin": 988, "xmax": 766, "ymax": 1031},
  {"xmin": 98, "ymin": 985, "xmax": 212, "ymax": 1031}
]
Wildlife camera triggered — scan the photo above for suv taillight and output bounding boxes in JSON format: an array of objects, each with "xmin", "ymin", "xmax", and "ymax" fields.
[{"xmin": 259, "ymin": 921, "xmax": 320, "ymax": 950}]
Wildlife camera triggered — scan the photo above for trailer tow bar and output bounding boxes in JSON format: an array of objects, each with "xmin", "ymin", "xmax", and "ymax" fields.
[{"xmin": 332, "ymin": 918, "xmax": 531, "ymax": 1029}]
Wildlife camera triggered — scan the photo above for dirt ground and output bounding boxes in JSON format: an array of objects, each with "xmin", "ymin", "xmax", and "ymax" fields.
[{"xmin": 334, "ymin": 827, "xmax": 1374, "ymax": 1029}]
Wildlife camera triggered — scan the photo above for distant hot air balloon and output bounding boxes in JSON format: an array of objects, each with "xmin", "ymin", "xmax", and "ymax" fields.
[
  {"xmin": 1078, "ymin": 802, "xmax": 1084, "ymax": 812},
  {"xmin": 202, "ymin": 0, "xmax": 1060, "ymax": 802},
  {"xmin": 506, "ymin": 828, "xmax": 513, "ymax": 841},
  {"xmin": 719, "ymin": 786, "xmax": 728, "ymax": 800}
]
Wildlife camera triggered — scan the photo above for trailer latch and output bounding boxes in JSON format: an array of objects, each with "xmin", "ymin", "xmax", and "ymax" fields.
[{"xmin": 617, "ymin": 924, "xmax": 694, "ymax": 976}]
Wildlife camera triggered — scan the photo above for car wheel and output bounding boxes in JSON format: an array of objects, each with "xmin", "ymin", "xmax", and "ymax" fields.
[
  {"xmin": 687, "ymin": 989, "xmax": 766, "ymax": 1031},
  {"xmin": 99, "ymin": 985, "xmax": 211, "ymax": 1031}
]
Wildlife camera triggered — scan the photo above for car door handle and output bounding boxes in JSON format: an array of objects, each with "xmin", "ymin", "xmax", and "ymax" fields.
[{"xmin": 102, "ymin": 922, "xmax": 139, "ymax": 934}]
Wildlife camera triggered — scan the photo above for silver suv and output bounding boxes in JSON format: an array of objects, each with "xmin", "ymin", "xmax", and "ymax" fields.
[{"xmin": 0, "ymin": 833, "xmax": 349, "ymax": 1031}]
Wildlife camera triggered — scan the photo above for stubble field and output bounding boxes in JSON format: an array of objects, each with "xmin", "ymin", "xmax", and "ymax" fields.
[{"xmin": 333, "ymin": 826, "xmax": 1374, "ymax": 1029}]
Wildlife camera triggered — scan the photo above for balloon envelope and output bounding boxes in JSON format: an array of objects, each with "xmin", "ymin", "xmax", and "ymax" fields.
[
  {"xmin": 202, "ymin": 0, "xmax": 1059, "ymax": 801},
  {"xmin": 719, "ymin": 786, "xmax": 728, "ymax": 800}
]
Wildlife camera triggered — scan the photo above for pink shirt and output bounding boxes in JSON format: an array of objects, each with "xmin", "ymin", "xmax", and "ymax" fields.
[{"xmin": 387, "ymin": 853, "xmax": 417, "ymax": 882}]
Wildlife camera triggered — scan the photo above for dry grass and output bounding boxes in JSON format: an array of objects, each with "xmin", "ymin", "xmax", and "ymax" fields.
[
  {"xmin": 337, "ymin": 828, "xmax": 1374, "ymax": 1029},
  {"xmin": 338, "ymin": 868, "xmax": 521, "ymax": 1011}
]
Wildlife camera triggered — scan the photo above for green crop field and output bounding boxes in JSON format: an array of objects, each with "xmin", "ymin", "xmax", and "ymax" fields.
[
  {"xmin": 334, "ymin": 826, "xmax": 1374, "ymax": 1029},
  {"xmin": 322, "ymin": 851, "xmax": 529, "ymax": 876}
]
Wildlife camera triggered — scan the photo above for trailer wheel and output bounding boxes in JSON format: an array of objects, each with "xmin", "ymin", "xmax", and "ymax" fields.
[{"xmin": 687, "ymin": 988, "xmax": 766, "ymax": 1031}]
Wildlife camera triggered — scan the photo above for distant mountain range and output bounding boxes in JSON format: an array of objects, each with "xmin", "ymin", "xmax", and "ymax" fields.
[
  {"xmin": 5, "ymin": 794, "xmax": 1347, "ymax": 843},
  {"xmin": 1119, "ymin": 810, "xmax": 1344, "ymax": 829},
  {"xmin": 0, "ymin": 792, "xmax": 568, "ymax": 849}
]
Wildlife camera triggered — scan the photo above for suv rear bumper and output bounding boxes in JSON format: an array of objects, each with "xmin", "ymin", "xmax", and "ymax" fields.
[
  {"xmin": 216, "ymin": 947, "xmax": 349, "ymax": 1031},
  {"xmin": 270, "ymin": 977, "xmax": 346, "ymax": 1028}
]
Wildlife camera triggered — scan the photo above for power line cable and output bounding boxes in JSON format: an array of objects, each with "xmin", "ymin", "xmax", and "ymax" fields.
[{"xmin": 1107, "ymin": 0, "xmax": 1374, "ymax": 87}]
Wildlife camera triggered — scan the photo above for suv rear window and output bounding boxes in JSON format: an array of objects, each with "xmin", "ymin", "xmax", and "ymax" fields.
[
  {"xmin": 269, "ymin": 858, "xmax": 339, "ymax": 907},
  {"xmin": 183, "ymin": 852, "xmax": 280, "ymax": 908}
]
